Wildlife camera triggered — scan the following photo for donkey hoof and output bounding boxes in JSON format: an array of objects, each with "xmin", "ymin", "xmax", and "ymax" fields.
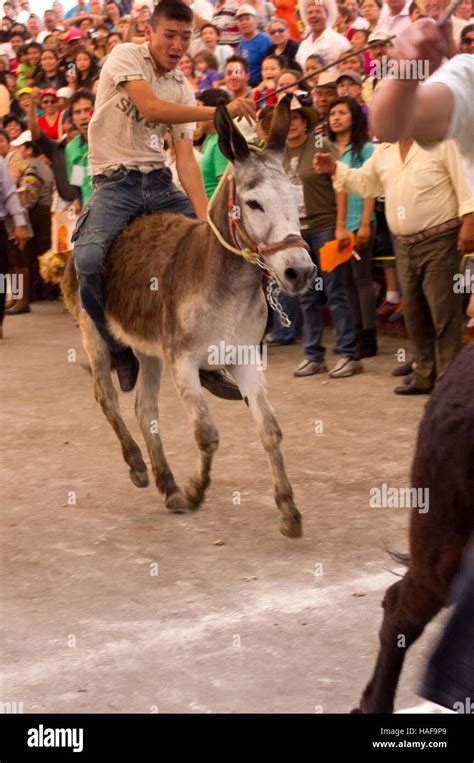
[
  {"xmin": 279, "ymin": 516, "xmax": 303, "ymax": 538},
  {"xmin": 130, "ymin": 468, "xmax": 149, "ymax": 488},
  {"xmin": 165, "ymin": 491, "xmax": 189, "ymax": 514}
]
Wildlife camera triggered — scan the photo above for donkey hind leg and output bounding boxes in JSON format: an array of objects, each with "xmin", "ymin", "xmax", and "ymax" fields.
[
  {"xmin": 171, "ymin": 358, "xmax": 219, "ymax": 510},
  {"xmin": 230, "ymin": 364, "xmax": 302, "ymax": 538},
  {"xmin": 134, "ymin": 352, "xmax": 188, "ymax": 513},
  {"xmin": 354, "ymin": 572, "xmax": 447, "ymax": 714},
  {"xmin": 80, "ymin": 315, "xmax": 149, "ymax": 488}
]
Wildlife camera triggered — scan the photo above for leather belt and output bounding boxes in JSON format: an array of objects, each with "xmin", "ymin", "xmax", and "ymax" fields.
[{"xmin": 396, "ymin": 217, "xmax": 460, "ymax": 246}]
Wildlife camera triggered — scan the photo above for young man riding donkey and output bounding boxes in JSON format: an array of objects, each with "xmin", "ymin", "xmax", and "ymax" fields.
[
  {"xmin": 65, "ymin": 0, "xmax": 316, "ymax": 536},
  {"xmin": 71, "ymin": 0, "xmax": 254, "ymax": 396}
]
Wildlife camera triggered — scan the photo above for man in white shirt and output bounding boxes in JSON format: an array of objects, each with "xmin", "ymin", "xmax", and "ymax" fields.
[
  {"xmin": 378, "ymin": 0, "xmax": 411, "ymax": 36},
  {"xmin": 370, "ymin": 18, "xmax": 474, "ymax": 204},
  {"xmin": 296, "ymin": 0, "xmax": 352, "ymax": 74},
  {"xmin": 314, "ymin": 139, "xmax": 473, "ymax": 394},
  {"xmin": 15, "ymin": 0, "xmax": 31, "ymax": 25}
]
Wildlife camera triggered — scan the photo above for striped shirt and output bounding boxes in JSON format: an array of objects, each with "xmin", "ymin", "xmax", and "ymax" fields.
[{"xmin": 212, "ymin": 0, "xmax": 241, "ymax": 47}]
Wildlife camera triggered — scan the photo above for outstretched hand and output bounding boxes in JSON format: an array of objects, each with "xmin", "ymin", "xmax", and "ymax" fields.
[
  {"xmin": 386, "ymin": 18, "xmax": 455, "ymax": 81},
  {"xmin": 227, "ymin": 98, "xmax": 256, "ymax": 125},
  {"xmin": 313, "ymin": 153, "xmax": 337, "ymax": 175}
]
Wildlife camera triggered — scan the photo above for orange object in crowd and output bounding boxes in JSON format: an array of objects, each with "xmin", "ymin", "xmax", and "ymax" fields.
[{"xmin": 319, "ymin": 233, "xmax": 357, "ymax": 272}]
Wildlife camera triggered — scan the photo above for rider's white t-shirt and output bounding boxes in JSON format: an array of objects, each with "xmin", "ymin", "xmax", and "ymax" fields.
[{"xmin": 88, "ymin": 43, "xmax": 196, "ymax": 176}]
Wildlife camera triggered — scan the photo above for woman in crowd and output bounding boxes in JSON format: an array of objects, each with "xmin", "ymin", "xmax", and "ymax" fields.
[
  {"xmin": 178, "ymin": 53, "xmax": 198, "ymax": 92},
  {"xmin": 199, "ymin": 23, "xmax": 233, "ymax": 74},
  {"xmin": 359, "ymin": 0, "xmax": 383, "ymax": 34},
  {"xmin": 267, "ymin": 18, "xmax": 299, "ymax": 60},
  {"xmin": 327, "ymin": 96, "xmax": 377, "ymax": 357},
  {"xmin": 72, "ymin": 50, "xmax": 99, "ymax": 90},
  {"xmin": 33, "ymin": 48, "xmax": 67, "ymax": 90},
  {"xmin": 304, "ymin": 53, "xmax": 324, "ymax": 88},
  {"xmin": 37, "ymin": 88, "xmax": 63, "ymax": 140},
  {"xmin": 105, "ymin": 1, "xmax": 122, "ymax": 31},
  {"xmin": 283, "ymin": 98, "xmax": 360, "ymax": 378}
]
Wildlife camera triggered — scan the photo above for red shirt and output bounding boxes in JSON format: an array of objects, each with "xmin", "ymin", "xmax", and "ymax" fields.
[{"xmin": 38, "ymin": 111, "xmax": 62, "ymax": 140}]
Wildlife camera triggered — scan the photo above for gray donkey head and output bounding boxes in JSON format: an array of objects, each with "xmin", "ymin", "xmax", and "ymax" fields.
[{"xmin": 215, "ymin": 96, "xmax": 315, "ymax": 296}]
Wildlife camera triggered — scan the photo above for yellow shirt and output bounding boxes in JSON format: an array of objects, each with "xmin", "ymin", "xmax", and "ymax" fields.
[{"xmin": 332, "ymin": 140, "xmax": 474, "ymax": 236}]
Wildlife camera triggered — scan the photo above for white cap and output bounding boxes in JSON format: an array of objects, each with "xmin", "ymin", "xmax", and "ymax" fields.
[
  {"xmin": 11, "ymin": 130, "xmax": 32, "ymax": 147},
  {"xmin": 57, "ymin": 86, "xmax": 74, "ymax": 99},
  {"xmin": 236, "ymin": 4, "xmax": 257, "ymax": 18}
]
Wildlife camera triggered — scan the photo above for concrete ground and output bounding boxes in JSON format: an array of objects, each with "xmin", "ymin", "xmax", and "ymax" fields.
[{"xmin": 1, "ymin": 303, "xmax": 450, "ymax": 714}]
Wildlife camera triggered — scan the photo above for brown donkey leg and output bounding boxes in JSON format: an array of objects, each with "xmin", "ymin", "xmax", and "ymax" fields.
[
  {"xmin": 230, "ymin": 364, "xmax": 302, "ymax": 538},
  {"xmin": 81, "ymin": 316, "xmax": 149, "ymax": 487},
  {"xmin": 171, "ymin": 357, "xmax": 219, "ymax": 510},
  {"xmin": 354, "ymin": 574, "xmax": 443, "ymax": 713},
  {"xmin": 354, "ymin": 541, "xmax": 464, "ymax": 714},
  {"xmin": 134, "ymin": 352, "xmax": 188, "ymax": 513}
]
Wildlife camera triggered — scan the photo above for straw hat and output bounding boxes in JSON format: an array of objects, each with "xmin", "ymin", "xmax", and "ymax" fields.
[{"xmin": 289, "ymin": 94, "xmax": 319, "ymax": 130}]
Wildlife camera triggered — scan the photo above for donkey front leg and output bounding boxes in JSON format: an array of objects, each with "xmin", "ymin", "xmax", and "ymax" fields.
[
  {"xmin": 134, "ymin": 352, "xmax": 188, "ymax": 512},
  {"xmin": 230, "ymin": 364, "xmax": 302, "ymax": 538},
  {"xmin": 171, "ymin": 357, "xmax": 219, "ymax": 510},
  {"xmin": 81, "ymin": 316, "xmax": 149, "ymax": 487}
]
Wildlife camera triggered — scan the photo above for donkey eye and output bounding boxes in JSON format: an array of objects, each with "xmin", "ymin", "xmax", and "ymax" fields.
[{"xmin": 246, "ymin": 200, "xmax": 264, "ymax": 211}]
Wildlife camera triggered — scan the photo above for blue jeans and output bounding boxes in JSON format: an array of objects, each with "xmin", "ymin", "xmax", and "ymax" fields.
[
  {"xmin": 72, "ymin": 167, "xmax": 195, "ymax": 351},
  {"xmin": 299, "ymin": 229, "xmax": 356, "ymax": 362}
]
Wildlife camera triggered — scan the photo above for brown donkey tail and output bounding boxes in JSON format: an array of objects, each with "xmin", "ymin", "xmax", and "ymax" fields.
[{"xmin": 61, "ymin": 255, "xmax": 80, "ymax": 322}]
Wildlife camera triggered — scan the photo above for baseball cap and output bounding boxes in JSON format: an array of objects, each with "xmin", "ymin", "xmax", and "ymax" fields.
[
  {"xmin": 64, "ymin": 27, "xmax": 85, "ymax": 43},
  {"xmin": 17, "ymin": 87, "xmax": 33, "ymax": 97},
  {"xmin": 40, "ymin": 87, "xmax": 58, "ymax": 99},
  {"xmin": 10, "ymin": 130, "xmax": 32, "ymax": 147},
  {"xmin": 336, "ymin": 71, "xmax": 362, "ymax": 85},
  {"xmin": 236, "ymin": 4, "xmax": 257, "ymax": 17}
]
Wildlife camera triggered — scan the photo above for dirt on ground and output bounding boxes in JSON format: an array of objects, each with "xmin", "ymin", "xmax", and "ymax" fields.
[{"xmin": 1, "ymin": 303, "xmax": 449, "ymax": 713}]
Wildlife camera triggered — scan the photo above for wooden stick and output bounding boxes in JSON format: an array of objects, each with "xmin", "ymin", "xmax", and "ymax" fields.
[
  {"xmin": 437, "ymin": 0, "xmax": 464, "ymax": 25},
  {"xmin": 256, "ymin": 36, "xmax": 396, "ymax": 105}
]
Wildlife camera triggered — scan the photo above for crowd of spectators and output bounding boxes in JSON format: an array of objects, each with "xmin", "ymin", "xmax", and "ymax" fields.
[{"xmin": 0, "ymin": 0, "xmax": 473, "ymax": 391}]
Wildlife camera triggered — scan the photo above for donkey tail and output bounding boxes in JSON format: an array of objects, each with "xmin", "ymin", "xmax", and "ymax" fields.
[
  {"xmin": 61, "ymin": 256, "xmax": 80, "ymax": 322},
  {"xmin": 386, "ymin": 547, "xmax": 411, "ymax": 567}
]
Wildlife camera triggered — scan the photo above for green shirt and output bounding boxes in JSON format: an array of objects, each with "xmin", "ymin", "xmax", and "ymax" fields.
[
  {"xmin": 201, "ymin": 133, "xmax": 228, "ymax": 200},
  {"xmin": 283, "ymin": 135, "xmax": 337, "ymax": 235},
  {"xmin": 65, "ymin": 135, "xmax": 92, "ymax": 206}
]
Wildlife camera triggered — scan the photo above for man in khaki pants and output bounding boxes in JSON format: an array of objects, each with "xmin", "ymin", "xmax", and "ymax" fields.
[{"xmin": 314, "ymin": 138, "xmax": 473, "ymax": 394}]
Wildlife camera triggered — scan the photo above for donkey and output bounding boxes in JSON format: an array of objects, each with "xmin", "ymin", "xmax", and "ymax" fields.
[
  {"xmin": 353, "ymin": 342, "xmax": 474, "ymax": 713},
  {"xmin": 62, "ymin": 97, "xmax": 315, "ymax": 538}
]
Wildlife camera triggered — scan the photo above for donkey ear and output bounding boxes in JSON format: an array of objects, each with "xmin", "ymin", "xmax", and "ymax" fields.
[
  {"xmin": 266, "ymin": 93, "xmax": 292, "ymax": 155},
  {"xmin": 215, "ymin": 104, "xmax": 251, "ymax": 164}
]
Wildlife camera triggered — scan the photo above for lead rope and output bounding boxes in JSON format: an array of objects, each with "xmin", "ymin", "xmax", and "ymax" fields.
[{"xmin": 206, "ymin": 165, "xmax": 292, "ymax": 327}]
